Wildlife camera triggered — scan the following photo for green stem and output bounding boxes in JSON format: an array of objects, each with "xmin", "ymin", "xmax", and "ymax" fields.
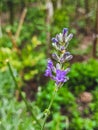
[
  {"xmin": 41, "ymin": 87, "xmax": 58, "ymax": 130},
  {"xmin": 7, "ymin": 60, "xmax": 41, "ymax": 128}
]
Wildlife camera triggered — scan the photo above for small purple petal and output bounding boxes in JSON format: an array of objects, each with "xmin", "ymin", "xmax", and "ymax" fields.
[
  {"xmin": 52, "ymin": 38, "xmax": 58, "ymax": 43},
  {"xmin": 63, "ymin": 28, "xmax": 68, "ymax": 36},
  {"xmin": 47, "ymin": 59, "xmax": 53, "ymax": 69},
  {"xmin": 44, "ymin": 68, "xmax": 52, "ymax": 77},
  {"xmin": 44, "ymin": 59, "xmax": 54, "ymax": 78}
]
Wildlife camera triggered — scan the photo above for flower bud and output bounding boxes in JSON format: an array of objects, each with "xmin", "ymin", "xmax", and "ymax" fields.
[
  {"xmin": 65, "ymin": 34, "xmax": 73, "ymax": 43},
  {"xmin": 65, "ymin": 55, "xmax": 73, "ymax": 61},
  {"xmin": 60, "ymin": 52, "xmax": 73, "ymax": 63},
  {"xmin": 52, "ymin": 38, "xmax": 58, "ymax": 43},
  {"xmin": 52, "ymin": 53, "xmax": 59, "ymax": 61},
  {"xmin": 62, "ymin": 28, "xmax": 68, "ymax": 36}
]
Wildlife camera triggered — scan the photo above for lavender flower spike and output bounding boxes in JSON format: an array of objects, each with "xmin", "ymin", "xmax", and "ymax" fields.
[
  {"xmin": 44, "ymin": 28, "xmax": 73, "ymax": 130},
  {"xmin": 45, "ymin": 28, "xmax": 73, "ymax": 87}
]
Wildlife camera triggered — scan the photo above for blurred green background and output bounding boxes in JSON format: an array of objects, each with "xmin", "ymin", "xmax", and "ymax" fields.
[{"xmin": 0, "ymin": 0, "xmax": 98, "ymax": 130}]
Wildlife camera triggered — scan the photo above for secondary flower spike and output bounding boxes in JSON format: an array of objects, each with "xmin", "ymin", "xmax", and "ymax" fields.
[{"xmin": 45, "ymin": 28, "xmax": 73, "ymax": 86}]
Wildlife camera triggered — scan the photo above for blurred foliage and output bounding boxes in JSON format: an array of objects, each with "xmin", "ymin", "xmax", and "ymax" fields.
[{"xmin": 67, "ymin": 59, "xmax": 98, "ymax": 93}]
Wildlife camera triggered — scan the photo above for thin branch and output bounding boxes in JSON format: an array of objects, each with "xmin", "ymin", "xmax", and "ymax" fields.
[
  {"xmin": 15, "ymin": 8, "xmax": 27, "ymax": 40},
  {"xmin": 6, "ymin": 60, "xmax": 41, "ymax": 128},
  {"xmin": 6, "ymin": 8, "xmax": 27, "ymax": 51}
]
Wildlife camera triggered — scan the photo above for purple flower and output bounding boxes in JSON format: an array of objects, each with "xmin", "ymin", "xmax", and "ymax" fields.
[
  {"xmin": 44, "ymin": 59, "xmax": 53, "ymax": 77},
  {"xmin": 53, "ymin": 69, "xmax": 69, "ymax": 85},
  {"xmin": 62, "ymin": 28, "xmax": 68, "ymax": 37},
  {"xmin": 45, "ymin": 58, "xmax": 70, "ymax": 85},
  {"xmin": 52, "ymin": 38, "xmax": 58, "ymax": 43},
  {"xmin": 45, "ymin": 68, "xmax": 52, "ymax": 77},
  {"xmin": 47, "ymin": 59, "xmax": 53, "ymax": 69}
]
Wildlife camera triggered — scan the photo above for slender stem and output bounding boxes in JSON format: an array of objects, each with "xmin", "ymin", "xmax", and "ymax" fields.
[
  {"xmin": 7, "ymin": 60, "xmax": 41, "ymax": 128},
  {"xmin": 41, "ymin": 87, "xmax": 58, "ymax": 130}
]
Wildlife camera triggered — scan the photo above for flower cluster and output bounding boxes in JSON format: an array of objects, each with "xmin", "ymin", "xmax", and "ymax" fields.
[{"xmin": 45, "ymin": 28, "xmax": 73, "ymax": 87}]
